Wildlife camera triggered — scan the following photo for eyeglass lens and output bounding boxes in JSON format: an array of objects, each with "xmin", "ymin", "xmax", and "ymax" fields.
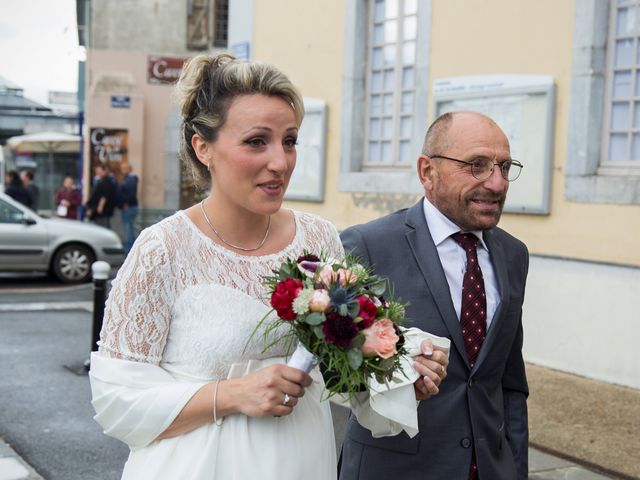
[{"xmin": 473, "ymin": 158, "xmax": 521, "ymax": 181}]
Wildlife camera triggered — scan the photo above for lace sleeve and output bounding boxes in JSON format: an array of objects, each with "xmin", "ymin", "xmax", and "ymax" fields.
[
  {"xmin": 98, "ymin": 227, "xmax": 176, "ymax": 364},
  {"xmin": 300, "ymin": 212, "xmax": 345, "ymax": 260}
]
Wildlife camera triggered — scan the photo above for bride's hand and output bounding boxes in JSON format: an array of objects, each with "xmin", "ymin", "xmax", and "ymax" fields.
[
  {"xmin": 412, "ymin": 339, "xmax": 449, "ymax": 401},
  {"xmin": 229, "ymin": 364, "xmax": 313, "ymax": 417}
]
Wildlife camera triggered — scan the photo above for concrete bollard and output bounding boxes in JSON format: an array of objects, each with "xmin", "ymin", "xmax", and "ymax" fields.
[{"xmin": 85, "ymin": 261, "xmax": 111, "ymax": 371}]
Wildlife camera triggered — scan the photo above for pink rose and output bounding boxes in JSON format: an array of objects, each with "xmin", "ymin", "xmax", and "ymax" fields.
[
  {"xmin": 309, "ymin": 289, "xmax": 331, "ymax": 312},
  {"xmin": 319, "ymin": 266, "xmax": 358, "ymax": 287},
  {"xmin": 361, "ymin": 319, "xmax": 400, "ymax": 359}
]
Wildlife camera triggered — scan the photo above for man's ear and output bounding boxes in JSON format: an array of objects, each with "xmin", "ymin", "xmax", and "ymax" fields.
[
  {"xmin": 191, "ymin": 134, "xmax": 212, "ymax": 169},
  {"xmin": 417, "ymin": 154, "xmax": 436, "ymax": 191}
]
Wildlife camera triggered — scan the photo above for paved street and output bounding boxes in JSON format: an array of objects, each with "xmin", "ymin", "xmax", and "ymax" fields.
[{"xmin": 0, "ymin": 278, "xmax": 620, "ymax": 479}]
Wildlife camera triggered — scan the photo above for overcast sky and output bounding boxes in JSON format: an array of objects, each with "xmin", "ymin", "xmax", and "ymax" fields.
[{"xmin": 0, "ymin": 0, "xmax": 82, "ymax": 105}]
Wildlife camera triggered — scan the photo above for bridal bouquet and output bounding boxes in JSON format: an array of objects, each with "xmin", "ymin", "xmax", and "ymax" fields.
[{"xmin": 257, "ymin": 252, "xmax": 409, "ymax": 398}]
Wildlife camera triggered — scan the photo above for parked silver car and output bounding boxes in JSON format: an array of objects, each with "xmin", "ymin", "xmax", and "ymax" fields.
[{"xmin": 0, "ymin": 192, "xmax": 125, "ymax": 283}]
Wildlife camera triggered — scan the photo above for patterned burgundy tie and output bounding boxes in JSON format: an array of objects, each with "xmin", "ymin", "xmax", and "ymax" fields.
[
  {"xmin": 451, "ymin": 232, "xmax": 487, "ymax": 480},
  {"xmin": 451, "ymin": 232, "xmax": 487, "ymax": 368}
]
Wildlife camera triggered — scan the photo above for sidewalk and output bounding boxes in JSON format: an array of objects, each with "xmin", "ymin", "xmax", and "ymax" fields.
[{"xmin": 0, "ymin": 438, "xmax": 42, "ymax": 480}]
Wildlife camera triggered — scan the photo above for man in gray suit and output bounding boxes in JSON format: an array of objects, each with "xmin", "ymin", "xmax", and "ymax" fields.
[{"xmin": 339, "ymin": 111, "xmax": 529, "ymax": 480}]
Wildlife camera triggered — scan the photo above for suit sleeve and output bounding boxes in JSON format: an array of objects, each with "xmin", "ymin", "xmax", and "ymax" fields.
[{"xmin": 502, "ymin": 250, "xmax": 529, "ymax": 480}]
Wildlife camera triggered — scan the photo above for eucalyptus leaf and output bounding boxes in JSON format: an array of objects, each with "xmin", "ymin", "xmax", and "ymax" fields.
[
  {"xmin": 305, "ymin": 312, "xmax": 324, "ymax": 326},
  {"xmin": 313, "ymin": 326, "xmax": 325, "ymax": 340},
  {"xmin": 370, "ymin": 280, "xmax": 386, "ymax": 296},
  {"xmin": 347, "ymin": 349, "xmax": 363, "ymax": 369},
  {"xmin": 347, "ymin": 301, "xmax": 360, "ymax": 317},
  {"xmin": 351, "ymin": 334, "xmax": 365, "ymax": 348}
]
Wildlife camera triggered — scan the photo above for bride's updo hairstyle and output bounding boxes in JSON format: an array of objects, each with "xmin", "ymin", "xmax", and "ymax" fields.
[{"xmin": 175, "ymin": 53, "xmax": 304, "ymax": 189}]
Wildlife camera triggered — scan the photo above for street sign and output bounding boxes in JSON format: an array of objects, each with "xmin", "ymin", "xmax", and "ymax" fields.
[{"xmin": 110, "ymin": 95, "xmax": 131, "ymax": 109}]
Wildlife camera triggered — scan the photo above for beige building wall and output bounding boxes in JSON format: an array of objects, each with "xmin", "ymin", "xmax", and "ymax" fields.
[
  {"xmin": 254, "ymin": 0, "xmax": 640, "ymax": 268},
  {"xmin": 85, "ymin": 50, "xmax": 178, "ymax": 208},
  {"xmin": 252, "ymin": 0, "xmax": 640, "ymax": 388},
  {"xmin": 253, "ymin": 0, "xmax": 353, "ymax": 224}
]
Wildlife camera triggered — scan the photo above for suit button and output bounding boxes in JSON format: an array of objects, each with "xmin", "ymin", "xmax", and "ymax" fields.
[
  {"xmin": 461, "ymin": 438, "xmax": 472, "ymax": 448},
  {"xmin": 468, "ymin": 378, "xmax": 474, "ymax": 388}
]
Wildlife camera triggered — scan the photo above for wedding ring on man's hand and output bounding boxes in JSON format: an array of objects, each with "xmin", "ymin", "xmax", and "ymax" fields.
[{"xmin": 282, "ymin": 393, "xmax": 291, "ymax": 406}]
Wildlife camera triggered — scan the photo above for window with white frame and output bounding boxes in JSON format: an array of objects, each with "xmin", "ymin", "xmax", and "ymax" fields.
[
  {"xmin": 364, "ymin": 0, "xmax": 418, "ymax": 168},
  {"xmin": 565, "ymin": 0, "xmax": 640, "ymax": 204},
  {"xmin": 339, "ymin": 0, "xmax": 429, "ymax": 193},
  {"xmin": 603, "ymin": 1, "xmax": 640, "ymax": 169}
]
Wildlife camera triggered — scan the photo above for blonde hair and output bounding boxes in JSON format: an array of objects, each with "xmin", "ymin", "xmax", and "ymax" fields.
[{"xmin": 174, "ymin": 53, "xmax": 304, "ymax": 189}]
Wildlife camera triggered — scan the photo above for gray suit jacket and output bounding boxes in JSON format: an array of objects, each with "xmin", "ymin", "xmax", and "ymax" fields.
[{"xmin": 339, "ymin": 200, "xmax": 529, "ymax": 480}]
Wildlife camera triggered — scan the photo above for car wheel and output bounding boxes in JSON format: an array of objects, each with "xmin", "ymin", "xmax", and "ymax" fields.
[{"xmin": 51, "ymin": 244, "xmax": 95, "ymax": 283}]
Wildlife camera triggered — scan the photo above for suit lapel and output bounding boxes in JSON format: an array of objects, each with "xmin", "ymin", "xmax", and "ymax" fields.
[
  {"xmin": 474, "ymin": 228, "xmax": 508, "ymax": 369},
  {"xmin": 404, "ymin": 202, "xmax": 468, "ymax": 366}
]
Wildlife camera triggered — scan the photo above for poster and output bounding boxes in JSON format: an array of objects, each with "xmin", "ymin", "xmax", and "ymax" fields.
[{"xmin": 89, "ymin": 127, "xmax": 128, "ymax": 179}]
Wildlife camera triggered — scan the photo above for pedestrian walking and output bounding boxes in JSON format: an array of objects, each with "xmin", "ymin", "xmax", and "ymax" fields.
[
  {"xmin": 117, "ymin": 163, "xmax": 139, "ymax": 253},
  {"xmin": 20, "ymin": 170, "xmax": 39, "ymax": 211},
  {"xmin": 54, "ymin": 176, "xmax": 82, "ymax": 219},
  {"xmin": 4, "ymin": 170, "xmax": 32, "ymax": 208},
  {"xmin": 85, "ymin": 163, "xmax": 117, "ymax": 228}
]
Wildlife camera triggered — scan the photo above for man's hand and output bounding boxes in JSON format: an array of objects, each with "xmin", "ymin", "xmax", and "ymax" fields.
[{"xmin": 413, "ymin": 339, "xmax": 449, "ymax": 401}]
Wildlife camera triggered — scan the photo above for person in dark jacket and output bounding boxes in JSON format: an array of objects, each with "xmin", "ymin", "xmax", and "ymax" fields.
[
  {"xmin": 20, "ymin": 170, "xmax": 39, "ymax": 211},
  {"xmin": 117, "ymin": 163, "xmax": 139, "ymax": 253},
  {"xmin": 86, "ymin": 163, "xmax": 117, "ymax": 228},
  {"xmin": 4, "ymin": 170, "xmax": 32, "ymax": 208}
]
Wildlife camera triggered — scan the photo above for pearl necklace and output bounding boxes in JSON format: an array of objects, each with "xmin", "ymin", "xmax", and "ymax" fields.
[{"xmin": 199, "ymin": 200, "xmax": 271, "ymax": 252}]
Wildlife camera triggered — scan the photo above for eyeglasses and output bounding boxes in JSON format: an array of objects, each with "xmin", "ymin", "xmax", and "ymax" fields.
[{"xmin": 429, "ymin": 154, "xmax": 523, "ymax": 182}]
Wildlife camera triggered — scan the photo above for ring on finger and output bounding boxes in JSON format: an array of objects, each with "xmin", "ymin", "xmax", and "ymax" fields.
[{"xmin": 282, "ymin": 393, "xmax": 291, "ymax": 406}]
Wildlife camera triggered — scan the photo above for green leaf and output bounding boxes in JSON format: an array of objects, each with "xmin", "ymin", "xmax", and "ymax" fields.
[
  {"xmin": 338, "ymin": 304, "xmax": 349, "ymax": 316},
  {"xmin": 347, "ymin": 348, "xmax": 363, "ymax": 369},
  {"xmin": 351, "ymin": 334, "xmax": 365, "ymax": 348},
  {"xmin": 313, "ymin": 326, "xmax": 325, "ymax": 340},
  {"xmin": 347, "ymin": 301, "xmax": 360, "ymax": 317},
  {"xmin": 369, "ymin": 280, "xmax": 386, "ymax": 296},
  {"xmin": 305, "ymin": 312, "xmax": 324, "ymax": 326},
  {"xmin": 378, "ymin": 357, "xmax": 395, "ymax": 371}
]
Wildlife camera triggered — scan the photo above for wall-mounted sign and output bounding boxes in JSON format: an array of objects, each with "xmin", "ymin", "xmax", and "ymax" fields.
[
  {"xmin": 147, "ymin": 55, "xmax": 189, "ymax": 85},
  {"xmin": 433, "ymin": 75, "xmax": 555, "ymax": 215},
  {"xmin": 89, "ymin": 128, "xmax": 128, "ymax": 177},
  {"xmin": 285, "ymin": 98, "xmax": 327, "ymax": 202},
  {"xmin": 111, "ymin": 95, "xmax": 131, "ymax": 108}
]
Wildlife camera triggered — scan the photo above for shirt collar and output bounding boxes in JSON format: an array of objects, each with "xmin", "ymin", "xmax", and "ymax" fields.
[{"xmin": 421, "ymin": 197, "xmax": 489, "ymax": 252}]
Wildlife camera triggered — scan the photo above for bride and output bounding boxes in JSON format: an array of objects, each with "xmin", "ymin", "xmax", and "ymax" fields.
[{"xmin": 89, "ymin": 53, "xmax": 448, "ymax": 480}]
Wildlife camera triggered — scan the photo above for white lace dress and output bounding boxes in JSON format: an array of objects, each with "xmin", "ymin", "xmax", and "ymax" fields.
[{"xmin": 89, "ymin": 210, "xmax": 344, "ymax": 480}]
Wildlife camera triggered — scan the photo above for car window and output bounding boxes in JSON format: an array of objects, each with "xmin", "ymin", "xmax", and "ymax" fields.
[{"xmin": 0, "ymin": 199, "xmax": 27, "ymax": 224}]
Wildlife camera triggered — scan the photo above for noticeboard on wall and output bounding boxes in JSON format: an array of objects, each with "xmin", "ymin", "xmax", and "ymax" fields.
[
  {"xmin": 433, "ymin": 75, "xmax": 555, "ymax": 215},
  {"xmin": 285, "ymin": 98, "xmax": 327, "ymax": 202}
]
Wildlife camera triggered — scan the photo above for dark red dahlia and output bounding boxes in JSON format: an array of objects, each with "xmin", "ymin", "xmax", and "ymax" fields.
[
  {"xmin": 322, "ymin": 311, "xmax": 359, "ymax": 348},
  {"xmin": 270, "ymin": 278, "xmax": 303, "ymax": 320}
]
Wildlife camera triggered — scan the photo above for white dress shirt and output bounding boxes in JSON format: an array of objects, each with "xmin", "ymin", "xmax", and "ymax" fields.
[{"xmin": 422, "ymin": 198, "xmax": 500, "ymax": 329}]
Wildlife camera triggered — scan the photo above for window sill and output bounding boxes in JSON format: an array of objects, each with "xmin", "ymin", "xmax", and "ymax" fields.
[
  {"xmin": 565, "ymin": 173, "xmax": 640, "ymax": 204},
  {"xmin": 597, "ymin": 165, "xmax": 640, "ymax": 177}
]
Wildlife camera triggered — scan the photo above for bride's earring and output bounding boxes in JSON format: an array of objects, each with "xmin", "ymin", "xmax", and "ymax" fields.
[{"xmin": 207, "ymin": 163, "xmax": 210, "ymax": 172}]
